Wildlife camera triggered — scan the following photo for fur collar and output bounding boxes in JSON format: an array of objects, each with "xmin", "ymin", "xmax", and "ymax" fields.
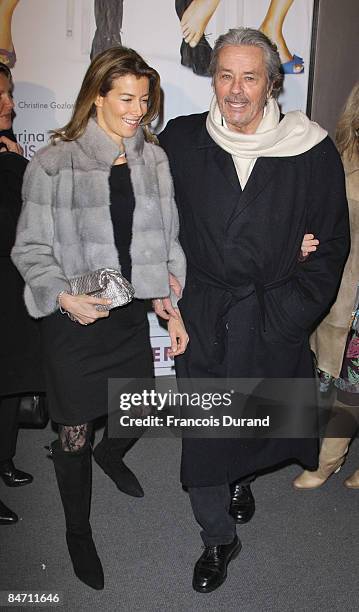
[{"xmin": 77, "ymin": 117, "xmax": 145, "ymax": 166}]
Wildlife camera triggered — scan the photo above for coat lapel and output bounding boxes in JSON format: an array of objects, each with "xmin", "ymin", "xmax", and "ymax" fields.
[
  {"xmin": 197, "ymin": 121, "xmax": 240, "ymax": 194},
  {"xmin": 213, "ymin": 146, "xmax": 241, "ymax": 193},
  {"xmin": 227, "ymin": 157, "xmax": 282, "ymax": 226},
  {"xmin": 195, "ymin": 117, "xmax": 285, "ymax": 224}
]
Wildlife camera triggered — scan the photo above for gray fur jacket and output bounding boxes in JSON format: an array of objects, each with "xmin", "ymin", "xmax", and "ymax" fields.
[{"xmin": 11, "ymin": 118, "xmax": 186, "ymax": 318}]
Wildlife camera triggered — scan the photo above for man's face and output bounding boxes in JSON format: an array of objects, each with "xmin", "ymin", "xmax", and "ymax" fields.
[
  {"xmin": 213, "ymin": 45, "xmax": 271, "ymax": 134},
  {"xmin": 0, "ymin": 73, "xmax": 14, "ymax": 131}
]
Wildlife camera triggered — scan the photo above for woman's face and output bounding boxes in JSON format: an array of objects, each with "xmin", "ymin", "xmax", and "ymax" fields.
[
  {"xmin": 0, "ymin": 73, "xmax": 14, "ymax": 131},
  {"xmin": 95, "ymin": 74, "xmax": 150, "ymax": 146}
]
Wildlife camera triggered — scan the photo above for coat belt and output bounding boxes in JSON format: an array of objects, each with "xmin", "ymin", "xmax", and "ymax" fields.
[{"xmin": 188, "ymin": 265, "xmax": 294, "ymax": 363}]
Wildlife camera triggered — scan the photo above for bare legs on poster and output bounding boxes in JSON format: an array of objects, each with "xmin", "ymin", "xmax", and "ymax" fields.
[
  {"xmin": 180, "ymin": 0, "xmax": 220, "ymax": 48},
  {"xmin": 0, "ymin": 0, "xmax": 19, "ymax": 68},
  {"xmin": 176, "ymin": 0, "xmax": 304, "ymax": 77},
  {"xmin": 175, "ymin": 0, "xmax": 218, "ymax": 77},
  {"xmin": 260, "ymin": 0, "xmax": 304, "ymax": 73}
]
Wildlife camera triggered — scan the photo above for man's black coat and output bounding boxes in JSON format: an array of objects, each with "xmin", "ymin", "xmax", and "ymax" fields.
[{"xmin": 159, "ymin": 112, "xmax": 350, "ymax": 486}]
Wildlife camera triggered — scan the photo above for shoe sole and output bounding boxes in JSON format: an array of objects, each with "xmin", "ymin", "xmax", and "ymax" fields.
[
  {"xmin": 192, "ymin": 541, "xmax": 242, "ymax": 593},
  {"xmin": 74, "ymin": 569, "xmax": 104, "ymax": 590},
  {"xmin": 292, "ymin": 483, "xmax": 325, "ymax": 490},
  {"xmin": 1, "ymin": 478, "xmax": 33, "ymax": 487}
]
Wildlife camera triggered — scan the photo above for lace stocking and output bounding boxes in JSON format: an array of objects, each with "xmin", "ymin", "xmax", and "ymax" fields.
[{"xmin": 59, "ymin": 423, "xmax": 92, "ymax": 452}]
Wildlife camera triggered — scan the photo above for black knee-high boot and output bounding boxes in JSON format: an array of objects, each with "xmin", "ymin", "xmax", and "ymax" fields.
[
  {"xmin": 93, "ymin": 431, "xmax": 144, "ymax": 498},
  {"xmin": 175, "ymin": 0, "xmax": 213, "ymax": 76},
  {"xmin": 51, "ymin": 440, "xmax": 104, "ymax": 590}
]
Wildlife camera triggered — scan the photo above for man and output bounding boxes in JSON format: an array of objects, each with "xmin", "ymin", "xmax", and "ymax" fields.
[{"xmin": 158, "ymin": 28, "xmax": 349, "ymax": 592}]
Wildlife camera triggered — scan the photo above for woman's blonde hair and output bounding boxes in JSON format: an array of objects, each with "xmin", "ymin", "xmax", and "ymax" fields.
[
  {"xmin": 51, "ymin": 47, "xmax": 161, "ymax": 144},
  {"xmin": 335, "ymin": 82, "xmax": 359, "ymax": 160}
]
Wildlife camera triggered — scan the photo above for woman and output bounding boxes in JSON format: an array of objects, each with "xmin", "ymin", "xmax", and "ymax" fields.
[
  {"xmin": 0, "ymin": 61, "xmax": 44, "ymax": 524},
  {"xmin": 293, "ymin": 82, "xmax": 359, "ymax": 490},
  {"xmin": 12, "ymin": 47, "xmax": 187, "ymax": 589}
]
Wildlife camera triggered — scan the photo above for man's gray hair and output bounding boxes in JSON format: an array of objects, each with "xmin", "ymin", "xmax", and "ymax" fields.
[{"xmin": 209, "ymin": 27, "xmax": 283, "ymax": 99}]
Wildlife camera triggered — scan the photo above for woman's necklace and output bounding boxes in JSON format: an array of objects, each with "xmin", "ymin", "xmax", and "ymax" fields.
[{"xmin": 114, "ymin": 149, "xmax": 127, "ymax": 165}]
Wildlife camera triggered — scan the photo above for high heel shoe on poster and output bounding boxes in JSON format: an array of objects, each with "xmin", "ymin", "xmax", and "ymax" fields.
[{"xmin": 281, "ymin": 54, "xmax": 304, "ymax": 74}]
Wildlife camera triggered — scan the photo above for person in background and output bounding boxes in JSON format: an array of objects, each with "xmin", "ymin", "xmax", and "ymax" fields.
[
  {"xmin": 0, "ymin": 62, "xmax": 44, "ymax": 524},
  {"xmin": 293, "ymin": 82, "xmax": 359, "ymax": 490},
  {"xmin": 11, "ymin": 47, "xmax": 187, "ymax": 589}
]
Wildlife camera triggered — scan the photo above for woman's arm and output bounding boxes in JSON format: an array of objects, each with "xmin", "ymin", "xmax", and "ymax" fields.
[
  {"xmin": 164, "ymin": 175, "xmax": 187, "ymax": 305},
  {"xmin": 11, "ymin": 155, "xmax": 71, "ymax": 318},
  {"xmin": 11, "ymin": 155, "xmax": 114, "ymax": 323},
  {"xmin": 155, "ymin": 150, "xmax": 186, "ymax": 303},
  {"xmin": 151, "ymin": 150, "xmax": 186, "ymax": 320},
  {"xmin": 167, "ymin": 307, "xmax": 189, "ymax": 357}
]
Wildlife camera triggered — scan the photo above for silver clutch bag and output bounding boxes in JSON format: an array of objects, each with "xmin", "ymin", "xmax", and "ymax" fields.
[{"xmin": 68, "ymin": 268, "xmax": 135, "ymax": 320}]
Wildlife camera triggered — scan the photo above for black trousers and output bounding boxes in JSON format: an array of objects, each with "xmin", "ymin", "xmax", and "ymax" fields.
[
  {"xmin": 0, "ymin": 396, "xmax": 20, "ymax": 463},
  {"xmin": 188, "ymin": 473, "xmax": 255, "ymax": 546}
]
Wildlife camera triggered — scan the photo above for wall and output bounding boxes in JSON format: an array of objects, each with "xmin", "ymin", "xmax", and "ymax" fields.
[{"xmin": 309, "ymin": 0, "xmax": 359, "ymax": 137}]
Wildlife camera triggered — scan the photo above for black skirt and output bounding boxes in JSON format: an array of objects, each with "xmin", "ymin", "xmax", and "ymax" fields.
[{"xmin": 40, "ymin": 300, "xmax": 153, "ymax": 424}]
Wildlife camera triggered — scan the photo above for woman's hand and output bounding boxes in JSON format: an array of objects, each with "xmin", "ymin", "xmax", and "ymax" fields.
[
  {"xmin": 152, "ymin": 273, "xmax": 182, "ymax": 320},
  {"xmin": 152, "ymin": 297, "xmax": 179, "ymax": 320},
  {"xmin": 0, "ymin": 136, "xmax": 23, "ymax": 155},
  {"xmin": 58, "ymin": 293, "xmax": 112, "ymax": 325},
  {"xmin": 167, "ymin": 309, "xmax": 189, "ymax": 357},
  {"xmin": 169, "ymin": 272, "xmax": 182, "ymax": 298},
  {"xmin": 300, "ymin": 233, "xmax": 319, "ymax": 258}
]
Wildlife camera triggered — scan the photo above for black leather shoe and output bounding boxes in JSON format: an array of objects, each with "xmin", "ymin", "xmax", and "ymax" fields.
[
  {"xmin": 192, "ymin": 535, "xmax": 241, "ymax": 593},
  {"xmin": 229, "ymin": 483, "xmax": 255, "ymax": 524},
  {"xmin": 0, "ymin": 460, "xmax": 33, "ymax": 487},
  {"xmin": 93, "ymin": 439, "xmax": 144, "ymax": 498},
  {"xmin": 0, "ymin": 499, "xmax": 18, "ymax": 524}
]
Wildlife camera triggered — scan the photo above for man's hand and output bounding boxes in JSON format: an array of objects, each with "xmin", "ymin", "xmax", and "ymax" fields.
[
  {"xmin": 0, "ymin": 136, "xmax": 23, "ymax": 155},
  {"xmin": 167, "ymin": 309, "xmax": 189, "ymax": 357}
]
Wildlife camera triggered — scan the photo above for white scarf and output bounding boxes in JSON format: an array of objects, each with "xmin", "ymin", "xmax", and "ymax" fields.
[{"xmin": 206, "ymin": 96, "xmax": 328, "ymax": 188}]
